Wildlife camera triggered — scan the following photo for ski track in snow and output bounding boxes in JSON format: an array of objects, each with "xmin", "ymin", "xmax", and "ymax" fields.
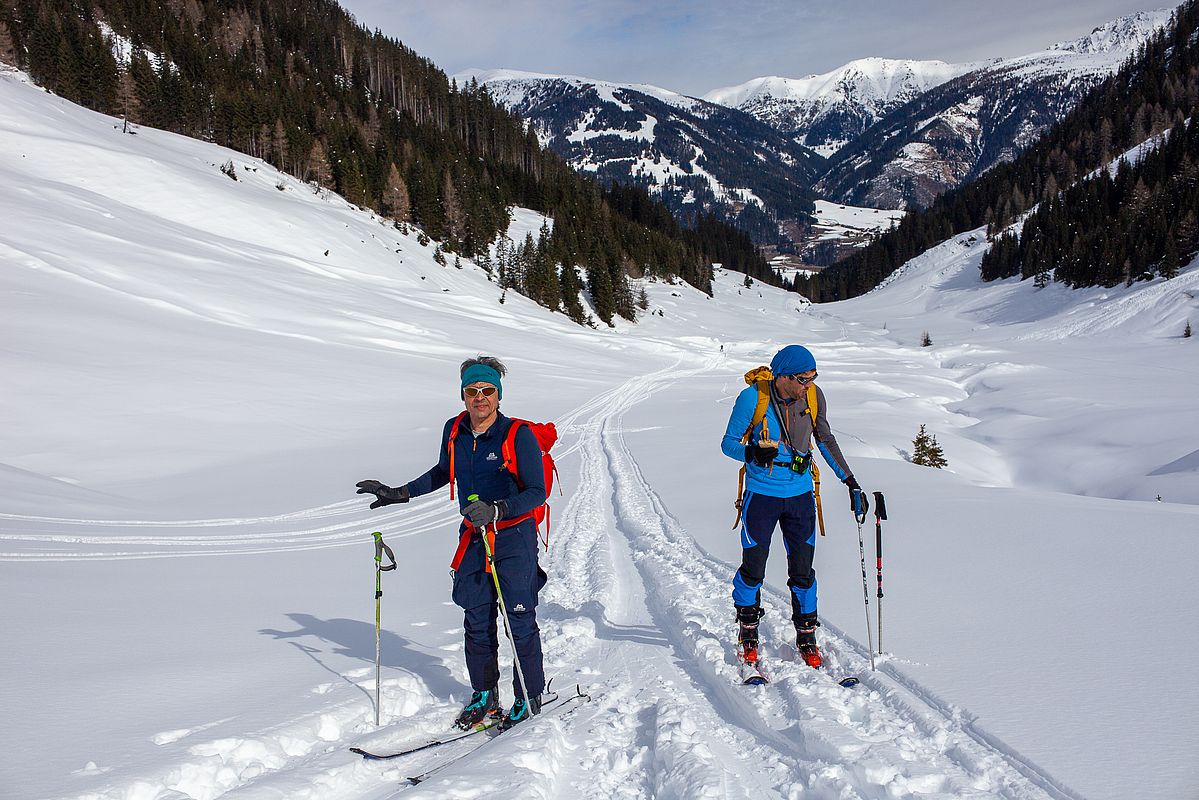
[{"xmin": 56, "ymin": 359, "xmax": 1081, "ymax": 800}]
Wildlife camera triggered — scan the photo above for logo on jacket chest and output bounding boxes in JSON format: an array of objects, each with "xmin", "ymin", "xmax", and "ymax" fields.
[{"xmin": 485, "ymin": 451, "xmax": 498, "ymax": 461}]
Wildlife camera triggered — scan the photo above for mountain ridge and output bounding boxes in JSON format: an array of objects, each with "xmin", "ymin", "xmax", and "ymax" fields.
[
  {"xmin": 802, "ymin": 9, "xmax": 1174, "ymax": 207},
  {"xmin": 703, "ymin": 58, "xmax": 980, "ymax": 158},
  {"xmin": 708, "ymin": 9, "xmax": 1171, "ymax": 164},
  {"xmin": 456, "ymin": 67, "xmax": 823, "ymax": 247}
]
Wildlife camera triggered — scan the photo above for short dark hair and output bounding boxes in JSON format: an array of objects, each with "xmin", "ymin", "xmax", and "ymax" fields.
[{"xmin": 460, "ymin": 355, "xmax": 507, "ymax": 378}]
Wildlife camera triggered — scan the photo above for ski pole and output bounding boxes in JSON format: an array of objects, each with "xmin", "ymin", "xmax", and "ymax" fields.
[
  {"xmin": 852, "ymin": 493, "xmax": 876, "ymax": 671},
  {"xmin": 873, "ymin": 492, "xmax": 887, "ymax": 656},
  {"xmin": 468, "ymin": 495, "xmax": 534, "ymax": 712},
  {"xmin": 372, "ymin": 531, "xmax": 396, "ymax": 726}
]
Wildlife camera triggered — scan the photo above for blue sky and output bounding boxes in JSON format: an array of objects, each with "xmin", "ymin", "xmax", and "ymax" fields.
[{"xmin": 334, "ymin": 0, "xmax": 1169, "ymax": 95}]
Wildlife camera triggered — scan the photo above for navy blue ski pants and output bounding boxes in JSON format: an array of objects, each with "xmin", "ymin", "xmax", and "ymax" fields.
[
  {"xmin": 452, "ymin": 519, "xmax": 546, "ymax": 699},
  {"xmin": 732, "ymin": 490, "xmax": 818, "ymax": 621}
]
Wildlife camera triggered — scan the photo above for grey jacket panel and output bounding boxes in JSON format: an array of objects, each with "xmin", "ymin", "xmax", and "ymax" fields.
[{"xmin": 772, "ymin": 383, "xmax": 854, "ymax": 482}]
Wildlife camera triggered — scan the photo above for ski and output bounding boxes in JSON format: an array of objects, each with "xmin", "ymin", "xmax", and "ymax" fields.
[
  {"xmin": 349, "ymin": 715, "xmax": 502, "ymax": 761},
  {"xmin": 809, "ymin": 655, "xmax": 860, "ymax": 688},
  {"xmin": 406, "ymin": 685, "xmax": 591, "ymax": 785},
  {"xmin": 735, "ymin": 639, "xmax": 857, "ymax": 688},
  {"xmin": 739, "ymin": 661, "xmax": 769, "ymax": 685},
  {"xmin": 737, "ymin": 642, "xmax": 769, "ymax": 685}
]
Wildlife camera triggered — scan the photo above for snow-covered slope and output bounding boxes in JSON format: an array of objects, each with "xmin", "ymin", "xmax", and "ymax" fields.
[
  {"xmin": 1047, "ymin": 8, "xmax": 1172, "ymax": 57},
  {"xmin": 456, "ymin": 67, "xmax": 823, "ymax": 245},
  {"xmin": 3, "ymin": 66, "xmax": 1199, "ymax": 800},
  {"xmin": 462, "ymin": 68, "xmax": 703, "ymax": 114},
  {"xmin": 815, "ymin": 9, "xmax": 1173, "ymax": 208},
  {"xmin": 704, "ymin": 58, "xmax": 976, "ymax": 157}
]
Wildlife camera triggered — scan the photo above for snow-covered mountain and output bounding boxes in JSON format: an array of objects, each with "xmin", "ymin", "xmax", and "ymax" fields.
[
  {"xmin": 461, "ymin": 9, "xmax": 1172, "ymax": 246},
  {"xmin": 4, "ymin": 63, "xmax": 1199, "ymax": 800},
  {"xmin": 704, "ymin": 59, "xmax": 977, "ymax": 158},
  {"xmin": 815, "ymin": 9, "xmax": 1173, "ymax": 208},
  {"xmin": 456, "ymin": 68, "xmax": 825, "ymax": 245}
]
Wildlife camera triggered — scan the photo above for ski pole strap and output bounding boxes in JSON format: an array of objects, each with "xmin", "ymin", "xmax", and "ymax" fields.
[
  {"xmin": 373, "ymin": 531, "xmax": 397, "ymax": 571},
  {"xmin": 853, "ymin": 491, "xmax": 868, "ymax": 524},
  {"xmin": 873, "ymin": 491, "xmax": 888, "ymax": 521},
  {"xmin": 811, "ymin": 462, "xmax": 825, "ymax": 536}
]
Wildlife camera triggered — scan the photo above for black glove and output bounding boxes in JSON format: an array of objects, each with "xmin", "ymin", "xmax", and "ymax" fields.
[
  {"xmin": 355, "ymin": 480, "xmax": 410, "ymax": 509},
  {"xmin": 463, "ymin": 498, "xmax": 504, "ymax": 528},
  {"xmin": 745, "ymin": 441, "xmax": 779, "ymax": 467},
  {"xmin": 845, "ymin": 476, "xmax": 869, "ymax": 518}
]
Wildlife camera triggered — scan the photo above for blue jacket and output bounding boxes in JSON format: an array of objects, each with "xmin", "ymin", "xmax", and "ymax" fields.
[
  {"xmin": 721, "ymin": 383, "xmax": 852, "ymax": 498},
  {"xmin": 406, "ymin": 412, "xmax": 546, "ymax": 521}
]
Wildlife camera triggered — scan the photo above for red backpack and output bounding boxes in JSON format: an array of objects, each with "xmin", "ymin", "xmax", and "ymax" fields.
[{"xmin": 447, "ymin": 412, "xmax": 559, "ymax": 569}]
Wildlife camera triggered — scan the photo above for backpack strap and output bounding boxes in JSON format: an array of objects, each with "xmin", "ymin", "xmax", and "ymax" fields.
[
  {"xmin": 806, "ymin": 384, "xmax": 826, "ymax": 538},
  {"xmin": 501, "ymin": 419, "xmax": 526, "ymax": 487},
  {"xmin": 732, "ymin": 368, "xmax": 773, "ymax": 529},
  {"xmin": 446, "ymin": 411, "xmax": 469, "ymax": 502}
]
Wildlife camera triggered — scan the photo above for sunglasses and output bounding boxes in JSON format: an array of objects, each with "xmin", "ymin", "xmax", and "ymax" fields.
[
  {"xmin": 463, "ymin": 386, "xmax": 498, "ymax": 398},
  {"xmin": 788, "ymin": 372, "xmax": 818, "ymax": 384}
]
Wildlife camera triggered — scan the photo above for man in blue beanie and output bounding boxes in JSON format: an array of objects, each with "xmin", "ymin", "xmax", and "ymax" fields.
[
  {"xmin": 355, "ymin": 355, "xmax": 548, "ymax": 729},
  {"xmin": 720, "ymin": 345, "xmax": 867, "ymax": 669}
]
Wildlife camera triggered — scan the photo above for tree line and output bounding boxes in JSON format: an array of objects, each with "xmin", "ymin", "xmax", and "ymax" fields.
[
  {"xmin": 0, "ymin": 0, "xmax": 774, "ymax": 324},
  {"xmin": 981, "ymin": 115, "xmax": 1199, "ymax": 287}
]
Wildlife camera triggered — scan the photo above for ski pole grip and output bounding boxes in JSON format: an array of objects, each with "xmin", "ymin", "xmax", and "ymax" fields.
[
  {"xmin": 873, "ymin": 491, "xmax": 887, "ymax": 520},
  {"xmin": 372, "ymin": 531, "xmax": 397, "ymax": 571}
]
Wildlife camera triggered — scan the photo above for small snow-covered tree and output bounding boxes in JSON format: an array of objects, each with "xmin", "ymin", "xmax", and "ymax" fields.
[
  {"xmin": 912, "ymin": 425, "xmax": 948, "ymax": 469},
  {"xmin": 1185, "ymin": 319, "xmax": 1192, "ymax": 338},
  {"xmin": 921, "ymin": 331, "xmax": 933, "ymax": 347}
]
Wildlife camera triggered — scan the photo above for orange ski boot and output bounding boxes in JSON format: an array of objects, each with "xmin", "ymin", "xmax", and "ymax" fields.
[{"xmin": 796, "ymin": 614, "xmax": 822, "ymax": 669}]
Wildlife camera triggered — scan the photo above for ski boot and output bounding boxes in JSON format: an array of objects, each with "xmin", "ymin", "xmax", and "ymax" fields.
[
  {"xmin": 795, "ymin": 613, "xmax": 822, "ymax": 669},
  {"xmin": 498, "ymin": 694, "xmax": 542, "ymax": 730},
  {"xmin": 454, "ymin": 687, "xmax": 501, "ymax": 730},
  {"xmin": 736, "ymin": 605, "xmax": 764, "ymax": 666}
]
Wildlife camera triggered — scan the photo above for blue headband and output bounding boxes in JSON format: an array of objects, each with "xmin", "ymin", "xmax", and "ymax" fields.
[{"xmin": 461, "ymin": 364, "xmax": 502, "ymax": 399}]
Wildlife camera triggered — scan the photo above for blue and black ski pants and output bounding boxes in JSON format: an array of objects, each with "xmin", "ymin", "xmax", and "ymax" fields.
[{"xmin": 732, "ymin": 490, "xmax": 818, "ymax": 622}]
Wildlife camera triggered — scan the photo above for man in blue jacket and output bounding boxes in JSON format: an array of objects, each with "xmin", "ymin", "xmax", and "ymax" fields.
[
  {"xmin": 720, "ymin": 345, "xmax": 867, "ymax": 668},
  {"xmin": 356, "ymin": 356, "xmax": 548, "ymax": 729}
]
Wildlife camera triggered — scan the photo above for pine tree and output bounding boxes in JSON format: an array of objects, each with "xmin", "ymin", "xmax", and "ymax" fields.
[
  {"xmin": 921, "ymin": 331, "xmax": 932, "ymax": 347},
  {"xmin": 1185, "ymin": 319, "xmax": 1193, "ymax": 338},
  {"xmin": 441, "ymin": 169, "xmax": 464, "ymax": 246},
  {"xmin": 911, "ymin": 425, "xmax": 948, "ymax": 469},
  {"xmin": 588, "ymin": 259, "xmax": 616, "ymax": 326},
  {"xmin": 559, "ymin": 262, "xmax": 587, "ymax": 324},
  {"xmin": 0, "ymin": 18, "xmax": 17, "ymax": 66},
  {"xmin": 382, "ymin": 163, "xmax": 410, "ymax": 222},
  {"xmin": 306, "ymin": 140, "xmax": 334, "ymax": 188}
]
